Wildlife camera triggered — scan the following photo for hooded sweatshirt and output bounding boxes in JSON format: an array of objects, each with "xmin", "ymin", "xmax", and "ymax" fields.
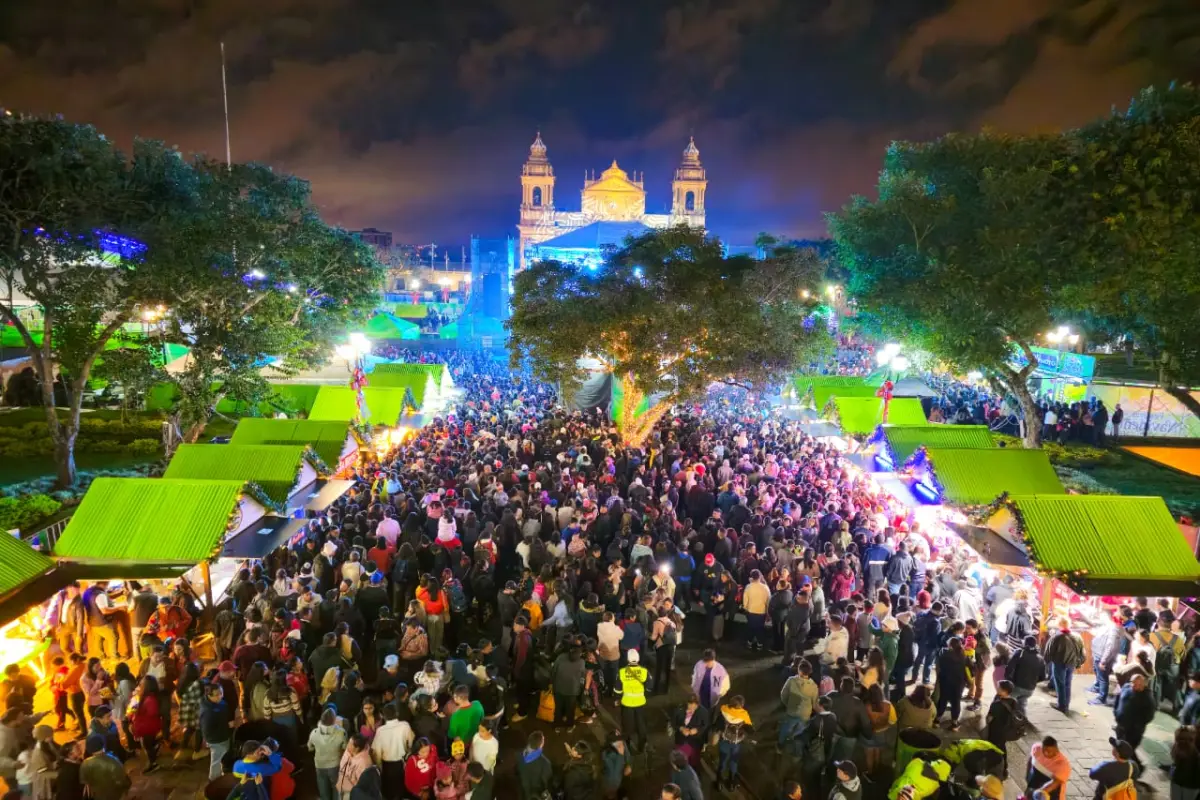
[
  {"xmin": 831, "ymin": 776, "xmax": 863, "ymax": 800},
  {"xmin": 308, "ymin": 720, "xmax": 348, "ymax": 769}
]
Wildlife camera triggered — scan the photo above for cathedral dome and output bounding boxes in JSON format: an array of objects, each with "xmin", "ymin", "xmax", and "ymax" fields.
[
  {"xmin": 529, "ymin": 131, "xmax": 547, "ymax": 159},
  {"xmin": 682, "ymin": 136, "xmax": 700, "ymax": 164},
  {"xmin": 600, "ymin": 159, "xmax": 628, "ymax": 180}
]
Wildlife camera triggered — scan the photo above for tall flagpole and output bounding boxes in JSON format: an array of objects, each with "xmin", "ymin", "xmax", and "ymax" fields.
[{"xmin": 220, "ymin": 41, "xmax": 232, "ymax": 167}]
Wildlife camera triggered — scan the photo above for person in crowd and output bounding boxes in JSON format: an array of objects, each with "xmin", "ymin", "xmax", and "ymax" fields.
[
  {"xmin": 1044, "ymin": 618, "xmax": 1085, "ymax": 713},
  {"xmin": 1114, "ymin": 674, "xmax": 1157, "ymax": 771},
  {"xmin": 1090, "ymin": 739, "xmax": 1140, "ymax": 800},
  {"xmin": 515, "ymin": 731, "xmax": 552, "ymax": 800}
]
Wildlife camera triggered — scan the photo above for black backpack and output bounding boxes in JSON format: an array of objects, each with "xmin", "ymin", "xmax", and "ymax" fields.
[
  {"xmin": 661, "ymin": 620, "xmax": 678, "ymax": 648},
  {"xmin": 1156, "ymin": 634, "xmax": 1180, "ymax": 676}
]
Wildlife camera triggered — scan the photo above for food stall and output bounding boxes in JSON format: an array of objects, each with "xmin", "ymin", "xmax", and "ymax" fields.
[
  {"xmin": 308, "ymin": 385, "xmax": 423, "ymax": 458},
  {"xmin": 867, "ymin": 424, "xmax": 995, "ymax": 472},
  {"xmin": 0, "ymin": 534, "xmax": 62, "ymax": 678}
]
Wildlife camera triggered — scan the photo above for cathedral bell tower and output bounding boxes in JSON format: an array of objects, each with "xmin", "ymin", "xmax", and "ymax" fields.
[
  {"xmin": 671, "ymin": 136, "xmax": 707, "ymax": 228},
  {"xmin": 518, "ymin": 132, "xmax": 556, "ymax": 269}
]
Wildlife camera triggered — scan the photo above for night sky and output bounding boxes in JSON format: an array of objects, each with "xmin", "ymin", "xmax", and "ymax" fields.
[{"xmin": 0, "ymin": 0, "xmax": 1192, "ymax": 248}]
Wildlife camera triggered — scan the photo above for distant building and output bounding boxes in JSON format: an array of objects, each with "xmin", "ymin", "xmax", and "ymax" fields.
[
  {"xmin": 516, "ymin": 133, "xmax": 708, "ymax": 269},
  {"xmin": 352, "ymin": 227, "xmax": 393, "ymax": 248}
]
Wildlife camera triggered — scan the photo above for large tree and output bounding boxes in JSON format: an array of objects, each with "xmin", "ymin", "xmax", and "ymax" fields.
[
  {"xmin": 152, "ymin": 161, "xmax": 384, "ymax": 444},
  {"xmin": 508, "ymin": 227, "xmax": 830, "ymax": 443},
  {"xmin": 830, "ymin": 132, "xmax": 1074, "ymax": 448},
  {"xmin": 0, "ymin": 116, "xmax": 200, "ymax": 486},
  {"xmin": 1058, "ymin": 83, "xmax": 1200, "ymax": 418},
  {"xmin": 0, "ymin": 114, "xmax": 384, "ymax": 485}
]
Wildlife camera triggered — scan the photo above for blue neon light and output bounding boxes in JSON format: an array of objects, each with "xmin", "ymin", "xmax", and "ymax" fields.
[
  {"xmin": 913, "ymin": 478, "xmax": 940, "ymax": 503},
  {"xmin": 874, "ymin": 453, "xmax": 894, "ymax": 471}
]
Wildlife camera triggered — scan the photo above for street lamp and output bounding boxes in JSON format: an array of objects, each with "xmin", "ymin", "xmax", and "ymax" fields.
[
  {"xmin": 890, "ymin": 356, "xmax": 910, "ymax": 372},
  {"xmin": 876, "ymin": 342, "xmax": 902, "ymax": 367},
  {"xmin": 1045, "ymin": 325, "xmax": 1080, "ymax": 351}
]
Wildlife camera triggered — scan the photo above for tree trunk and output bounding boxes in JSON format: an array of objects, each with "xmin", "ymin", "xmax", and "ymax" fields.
[
  {"xmin": 1124, "ymin": 337, "xmax": 1134, "ymax": 368},
  {"xmin": 184, "ymin": 421, "xmax": 207, "ymax": 443},
  {"xmin": 1012, "ymin": 380, "xmax": 1042, "ymax": 449},
  {"xmin": 53, "ymin": 432, "xmax": 77, "ymax": 489}
]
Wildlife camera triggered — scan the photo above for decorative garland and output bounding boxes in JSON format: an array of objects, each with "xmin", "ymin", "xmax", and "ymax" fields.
[
  {"xmin": 822, "ymin": 397, "xmax": 840, "ymax": 428},
  {"xmin": 300, "ymin": 446, "xmax": 332, "ymax": 477},
  {"xmin": 978, "ymin": 493, "xmax": 1092, "ymax": 592},
  {"xmin": 241, "ymin": 481, "xmax": 285, "ymax": 515}
]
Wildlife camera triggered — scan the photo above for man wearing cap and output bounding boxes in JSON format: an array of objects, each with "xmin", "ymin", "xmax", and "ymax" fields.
[
  {"xmin": 1090, "ymin": 739, "xmax": 1140, "ymax": 799},
  {"xmin": 829, "ymin": 761, "xmax": 862, "ymax": 800},
  {"xmin": 1114, "ymin": 674, "xmax": 1156, "ymax": 770},
  {"xmin": 616, "ymin": 649, "xmax": 651, "ymax": 753}
]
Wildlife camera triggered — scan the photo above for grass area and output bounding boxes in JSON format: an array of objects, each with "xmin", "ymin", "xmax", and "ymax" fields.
[
  {"xmin": 0, "ymin": 407, "xmax": 141, "ymax": 426},
  {"xmin": 1089, "ymin": 449, "xmax": 1200, "ymax": 518},
  {"xmin": 1092, "ymin": 353, "xmax": 1160, "ymax": 383}
]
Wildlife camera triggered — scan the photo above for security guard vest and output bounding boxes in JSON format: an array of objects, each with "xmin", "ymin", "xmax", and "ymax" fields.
[{"xmin": 619, "ymin": 665, "xmax": 649, "ymax": 707}]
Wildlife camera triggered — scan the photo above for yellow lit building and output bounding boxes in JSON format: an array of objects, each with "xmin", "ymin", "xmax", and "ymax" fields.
[{"xmin": 517, "ymin": 133, "xmax": 708, "ymax": 269}]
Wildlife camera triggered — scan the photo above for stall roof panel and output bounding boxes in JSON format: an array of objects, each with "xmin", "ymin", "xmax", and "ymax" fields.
[
  {"xmin": 164, "ymin": 444, "xmax": 313, "ymax": 504},
  {"xmin": 830, "ymin": 397, "xmax": 927, "ymax": 434},
  {"xmin": 1002, "ymin": 494, "xmax": 1200, "ymax": 595},
  {"xmin": 885, "ymin": 425, "xmax": 994, "ymax": 465},
  {"xmin": 55, "ymin": 478, "xmax": 245, "ymax": 565},
  {"xmin": 0, "ymin": 535, "xmax": 54, "ymax": 597},
  {"xmin": 308, "ymin": 386, "xmax": 412, "ymax": 425},
  {"xmin": 924, "ymin": 448, "xmax": 1063, "ymax": 505},
  {"xmin": 229, "ymin": 419, "xmax": 352, "ymax": 467},
  {"xmin": 367, "ymin": 365, "xmax": 434, "ymax": 408}
]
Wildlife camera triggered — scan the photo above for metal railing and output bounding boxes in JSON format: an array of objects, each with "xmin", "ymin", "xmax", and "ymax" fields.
[{"xmin": 24, "ymin": 517, "xmax": 69, "ymax": 551}]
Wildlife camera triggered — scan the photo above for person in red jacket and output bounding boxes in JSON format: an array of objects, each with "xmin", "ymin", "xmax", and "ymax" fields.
[
  {"xmin": 263, "ymin": 738, "xmax": 295, "ymax": 800},
  {"xmin": 131, "ymin": 675, "xmax": 163, "ymax": 773},
  {"xmin": 404, "ymin": 737, "xmax": 439, "ymax": 799}
]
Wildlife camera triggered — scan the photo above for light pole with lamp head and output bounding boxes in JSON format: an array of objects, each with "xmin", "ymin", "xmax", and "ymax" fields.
[{"xmin": 335, "ymin": 332, "xmax": 372, "ymax": 424}]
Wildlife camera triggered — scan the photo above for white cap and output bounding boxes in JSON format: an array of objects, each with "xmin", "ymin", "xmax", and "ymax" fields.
[{"xmin": 627, "ymin": 650, "xmax": 640, "ymax": 664}]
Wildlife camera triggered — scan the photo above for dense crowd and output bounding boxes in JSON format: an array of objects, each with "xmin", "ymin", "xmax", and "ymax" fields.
[{"xmin": 0, "ymin": 348, "xmax": 1190, "ymax": 800}]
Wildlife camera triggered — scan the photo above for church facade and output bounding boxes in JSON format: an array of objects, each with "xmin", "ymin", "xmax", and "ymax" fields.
[{"xmin": 517, "ymin": 133, "xmax": 708, "ymax": 269}]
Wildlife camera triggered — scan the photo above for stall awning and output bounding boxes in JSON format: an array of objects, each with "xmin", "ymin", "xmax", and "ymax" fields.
[
  {"xmin": 0, "ymin": 535, "xmax": 55, "ymax": 600},
  {"xmin": 164, "ymin": 444, "xmax": 320, "ymax": 505},
  {"xmin": 828, "ymin": 397, "xmax": 927, "ymax": 435},
  {"xmin": 921, "ymin": 448, "xmax": 1063, "ymax": 506},
  {"xmin": 305, "ymin": 479, "xmax": 357, "ymax": 512},
  {"xmin": 222, "ymin": 518, "xmax": 306, "ymax": 560},
  {"xmin": 948, "ymin": 523, "xmax": 1032, "ymax": 568},
  {"xmin": 879, "ymin": 424, "xmax": 994, "ymax": 466},
  {"xmin": 989, "ymin": 494, "xmax": 1200, "ymax": 596},
  {"xmin": 54, "ymin": 478, "xmax": 247, "ymax": 567},
  {"xmin": 308, "ymin": 386, "xmax": 413, "ymax": 426},
  {"xmin": 229, "ymin": 419, "xmax": 354, "ymax": 468}
]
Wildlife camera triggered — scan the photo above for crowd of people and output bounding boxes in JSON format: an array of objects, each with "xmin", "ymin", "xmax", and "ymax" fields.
[{"xmin": 0, "ymin": 347, "xmax": 1190, "ymax": 800}]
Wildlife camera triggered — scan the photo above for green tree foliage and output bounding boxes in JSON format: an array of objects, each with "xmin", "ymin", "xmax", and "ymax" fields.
[
  {"xmin": 1059, "ymin": 83, "xmax": 1200, "ymax": 417},
  {"xmin": 830, "ymin": 133, "xmax": 1074, "ymax": 447},
  {"xmin": 508, "ymin": 227, "xmax": 830, "ymax": 437},
  {"xmin": 0, "ymin": 114, "xmax": 384, "ymax": 486},
  {"xmin": 93, "ymin": 347, "xmax": 165, "ymax": 422}
]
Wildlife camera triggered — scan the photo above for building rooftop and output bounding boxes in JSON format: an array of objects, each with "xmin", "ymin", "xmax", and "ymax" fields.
[{"xmin": 535, "ymin": 220, "xmax": 653, "ymax": 251}]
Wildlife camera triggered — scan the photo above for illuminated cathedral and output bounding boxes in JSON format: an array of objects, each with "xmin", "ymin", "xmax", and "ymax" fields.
[{"xmin": 517, "ymin": 133, "xmax": 708, "ymax": 269}]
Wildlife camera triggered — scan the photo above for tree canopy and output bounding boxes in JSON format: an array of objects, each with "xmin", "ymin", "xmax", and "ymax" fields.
[
  {"xmin": 0, "ymin": 113, "xmax": 383, "ymax": 485},
  {"xmin": 830, "ymin": 132, "xmax": 1073, "ymax": 446},
  {"xmin": 508, "ymin": 226, "xmax": 831, "ymax": 428}
]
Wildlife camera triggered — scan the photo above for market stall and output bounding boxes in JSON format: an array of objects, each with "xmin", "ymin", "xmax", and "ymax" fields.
[
  {"xmin": 369, "ymin": 362, "xmax": 452, "ymax": 410},
  {"xmin": 794, "ymin": 375, "xmax": 882, "ymax": 410},
  {"xmin": 905, "ymin": 448, "xmax": 1064, "ymax": 506},
  {"xmin": 164, "ymin": 443, "xmax": 325, "ymax": 513},
  {"xmin": 308, "ymin": 385, "xmax": 416, "ymax": 427},
  {"xmin": 868, "ymin": 424, "xmax": 995, "ymax": 471},
  {"xmin": 0, "ymin": 534, "xmax": 62, "ymax": 677},
  {"xmin": 826, "ymin": 396, "xmax": 929, "ymax": 436},
  {"xmin": 229, "ymin": 419, "xmax": 360, "ymax": 476},
  {"xmin": 53, "ymin": 477, "xmax": 273, "ymax": 609}
]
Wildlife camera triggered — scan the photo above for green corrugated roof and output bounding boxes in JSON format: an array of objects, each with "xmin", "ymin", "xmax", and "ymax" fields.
[
  {"xmin": 369, "ymin": 364, "xmax": 437, "ymax": 408},
  {"xmin": 164, "ymin": 444, "xmax": 311, "ymax": 504},
  {"xmin": 229, "ymin": 419, "xmax": 353, "ymax": 467},
  {"xmin": 1006, "ymin": 494, "xmax": 1200, "ymax": 592},
  {"xmin": 0, "ymin": 535, "xmax": 54, "ymax": 597},
  {"xmin": 361, "ymin": 313, "xmax": 421, "ymax": 341},
  {"xmin": 55, "ymin": 478, "xmax": 245, "ymax": 564},
  {"xmin": 924, "ymin": 448, "xmax": 1063, "ymax": 505},
  {"xmin": 886, "ymin": 425, "xmax": 994, "ymax": 465},
  {"xmin": 829, "ymin": 396, "xmax": 926, "ymax": 434},
  {"xmin": 308, "ymin": 386, "xmax": 412, "ymax": 425}
]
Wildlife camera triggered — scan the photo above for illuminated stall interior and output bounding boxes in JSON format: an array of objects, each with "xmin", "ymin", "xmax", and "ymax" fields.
[
  {"xmin": 0, "ymin": 536, "xmax": 59, "ymax": 678},
  {"xmin": 229, "ymin": 418, "xmax": 360, "ymax": 477}
]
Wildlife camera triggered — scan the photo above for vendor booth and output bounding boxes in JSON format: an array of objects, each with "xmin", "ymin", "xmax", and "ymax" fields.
[
  {"xmin": 794, "ymin": 375, "xmax": 881, "ymax": 410},
  {"xmin": 308, "ymin": 385, "xmax": 416, "ymax": 426},
  {"xmin": 869, "ymin": 424, "xmax": 995, "ymax": 471},
  {"xmin": 906, "ymin": 448, "xmax": 1064, "ymax": 505},
  {"xmin": 229, "ymin": 419, "xmax": 359, "ymax": 476},
  {"xmin": 164, "ymin": 444, "xmax": 325, "ymax": 512},
  {"xmin": 53, "ymin": 477, "xmax": 273, "ymax": 609},
  {"xmin": 827, "ymin": 396, "xmax": 928, "ymax": 436},
  {"xmin": 369, "ymin": 362, "xmax": 453, "ymax": 409},
  {"xmin": 0, "ymin": 535, "xmax": 60, "ymax": 675}
]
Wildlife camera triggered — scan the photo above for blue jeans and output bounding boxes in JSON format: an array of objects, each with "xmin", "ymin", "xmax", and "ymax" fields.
[
  {"xmin": 912, "ymin": 645, "xmax": 936, "ymax": 684},
  {"xmin": 1093, "ymin": 657, "xmax": 1112, "ymax": 702},
  {"xmin": 778, "ymin": 715, "xmax": 806, "ymax": 751},
  {"xmin": 316, "ymin": 766, "xmax": 339, "ymax": 800},
  {"xmin": 1049, "ymin": 662, "xmax": 1074, "ymax": 710},
  {"xmin": 718, "ymin": 739, "xmax": 742, "ymax": 781},
  {"xmin": 887, "ymin": 582, "xmax": 903, "ymax": 596}
]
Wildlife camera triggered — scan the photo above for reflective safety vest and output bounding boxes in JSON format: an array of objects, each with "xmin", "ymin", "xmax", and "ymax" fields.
[{"xmin": 618, "ymin": 665, "xmax": 649, "ymax": 708}]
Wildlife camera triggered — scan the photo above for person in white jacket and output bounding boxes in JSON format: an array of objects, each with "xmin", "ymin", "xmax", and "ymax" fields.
[
  {"xmin": 814, "ymin": 613, "xmax": 850, "ymax": 666},
  {"xmin": 371, "ymin": 704, "xmax": 414, "ymax": 789}
]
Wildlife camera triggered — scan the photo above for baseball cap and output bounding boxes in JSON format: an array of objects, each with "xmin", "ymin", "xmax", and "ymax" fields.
[
  {"xmin": 627, "ymin": 649, "xmax": 640, "ymax": 664},
  {"xmin": 704, "ymin": 554, "xmax": 715, "ymax": 566},
  {"xmin": 834, "ymin": 761, "xmax": 858, "ymax": 780},
  {"xmin": 219, "ymin": 661, "xmax": 236, "ymax": 673},
  {"xmin": 384, "ymin": 655, "xmax": 399, "ymax": 669}
]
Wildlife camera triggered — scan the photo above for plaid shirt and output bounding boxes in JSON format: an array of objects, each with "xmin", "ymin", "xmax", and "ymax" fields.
[{"xmin": 177, "ymin": 680, "xmax": 202, "ymax": 729}]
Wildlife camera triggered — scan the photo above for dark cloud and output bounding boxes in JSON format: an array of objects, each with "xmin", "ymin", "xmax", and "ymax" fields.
[{"xmin": 0, "ymin": 0, "xmax": 1183, "ymax": 245}]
